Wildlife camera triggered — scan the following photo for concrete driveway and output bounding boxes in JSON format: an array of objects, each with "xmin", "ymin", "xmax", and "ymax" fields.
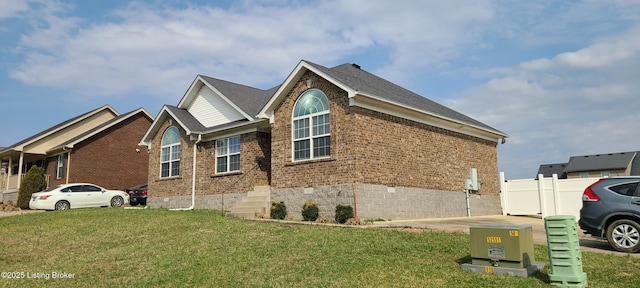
[{"xmin": 371, "ymin": 215, "xmax": 639, "ymax": 257}]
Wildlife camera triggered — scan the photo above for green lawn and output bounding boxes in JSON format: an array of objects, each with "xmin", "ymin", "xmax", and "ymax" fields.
[{"xmin": 0, "ymin": 208, "xmax": 638, "ymax": 287}]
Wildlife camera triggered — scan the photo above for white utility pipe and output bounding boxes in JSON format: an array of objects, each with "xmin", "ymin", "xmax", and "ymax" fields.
[{"xmin": 170, "ymin": 134, "xmax": 201, "ymax": 211}]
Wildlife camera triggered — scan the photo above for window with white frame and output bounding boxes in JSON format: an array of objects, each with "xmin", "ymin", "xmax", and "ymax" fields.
[
  {"xmin": 56, "ymin": 153, "xmax": 67, "ymax": 179},
  {"xmin": 161, "ymin": 126, "xmax": 181, "ymax": 178},
  {"xmin": 216, "ymin": 135, "xmax": 240, "ymax": 173},
  {"xmin": 292, "ymin": 89, "xmax": 330, "ymax": 161}
]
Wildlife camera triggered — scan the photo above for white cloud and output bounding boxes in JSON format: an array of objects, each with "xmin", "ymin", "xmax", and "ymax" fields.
[
  {"xmin": 0, "ymin": 0, "xmax": 29, "ymax": 19},
  {"xmin": 449, "ymin": 22, "xmax": 640, "ymax": 179},
  {"xmin": 9, "ymin": 0, "xmax": 495, "ymax": 100}
]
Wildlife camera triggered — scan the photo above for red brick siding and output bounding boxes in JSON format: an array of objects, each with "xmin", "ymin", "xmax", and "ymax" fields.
[
  {"xmin": 147, "ymin": 116, "xmax": 271, "ymax": 198},
  {"xmin": 270, "ymin": 72, "xmax": 356, "ymax": 189},
  {"xmin": 351, "ymin": 107, "xmax": 500, "ymax": 194},
  {"xmin": 43, "ymin": 113, "xmax": 151, "ymax": 189},
  {"xmin": 271, "ymin": 71, "xmax": 500, "ymax": 194}
]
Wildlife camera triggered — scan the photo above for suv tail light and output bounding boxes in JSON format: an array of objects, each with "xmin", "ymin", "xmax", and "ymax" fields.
[
  {"xmin": 142, "ymin": 190, "xmax": 148, "ymax": 196},
  {"xmin": 582, "ymin": 178, "xmax": 604, "ymax": 202}
]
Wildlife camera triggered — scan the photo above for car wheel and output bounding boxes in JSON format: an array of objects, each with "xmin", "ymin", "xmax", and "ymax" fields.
[
  {"xmin": 111, "ymin": 196, "xmax": 124, "ymax": 207},
  {"xmin": 606, "ymin": 219, "xmax": 640, "ymax": 253},
  {"xmin": 130, "ymin": 202, "xmax": 138, "ymax": 206},
  {"xmin": 55, "ymin": 201, "xmax": 70, "ymax": 211},
  {"xmin": 140, "ymin": 199, "xmax": 147, "ymax": 206}
]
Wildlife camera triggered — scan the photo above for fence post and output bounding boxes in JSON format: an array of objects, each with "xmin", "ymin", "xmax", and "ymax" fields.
[
  {"xmin": 537, "ymin": 174, "xmax": 547, "ymax": 218},
  {"xmin": 499, "ymin": 172, "xmax": 507, "ymax": 215},
  {"xmin": 551, "ymin": 174, "xmax": 560, "ymax": 215}
]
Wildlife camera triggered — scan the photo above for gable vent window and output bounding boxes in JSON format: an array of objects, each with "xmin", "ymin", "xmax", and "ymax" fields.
[
  {"xmin": 292, "ymin": 89, "xmax": 330, "ymax": 161},
  {"xmin": 216, "ymin": 135, "xmax": 241, "ymax": 173},
  {"xmin": 160, "ymin": 126, "xmax": 181, "ymax": 178}
]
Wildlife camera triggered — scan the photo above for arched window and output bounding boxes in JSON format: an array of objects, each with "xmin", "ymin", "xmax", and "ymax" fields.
[
  {"xmin": 292, "ymin": 89, "xmax": 330, "ymax": 161},
  {"xmin": 161, "ymin": 126, "xmax": 180, "ymax": 178}
]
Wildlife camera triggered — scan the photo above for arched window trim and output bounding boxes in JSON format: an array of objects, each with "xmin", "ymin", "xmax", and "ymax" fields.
[
  {"xmin": 160, "ymin": 126, "xmax": 181, "ymax": 178},
  {"xmin": 291, "ymin": 89, "xmax": 331, "ymax": 161}
]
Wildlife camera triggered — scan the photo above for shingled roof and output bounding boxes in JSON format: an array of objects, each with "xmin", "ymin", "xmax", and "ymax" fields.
[
  {"xmin": 0, "ymin": 105, "xmax": 118, "ymax": 154},
  {"xmin": 536, "ymin": 163, "xmax": 568, "ymax": 179},
  {"xmin": 50, "ymin": 108, "xmax": 152, "ymax": 152},
  {"xmin": 143, "ymin": 59, "xmax": 507, "ymax": 146},
  {"xmin": 306, "ymin": 61, "xmax": 505, "ymax": 135},
  {"xmin": 199, "ymin": 75, "xmax": 279, "ymax": 118},
  {"xmin": 564, "ymin": 152, "xmax": 637, "ymax": 173}
]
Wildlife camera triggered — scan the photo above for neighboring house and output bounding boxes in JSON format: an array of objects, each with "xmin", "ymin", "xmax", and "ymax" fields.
[
  {"xmin": 536, "ymin": 151, "xmax": 639, "ymax": 179},
  {"xmin": 536, "ymin": 163, "xmax": 567, "ymax": 179},
  {"xmin": 0, "ymin": 105, "xmax": 154, "ymax": 204},
  {"xmin": 140, "ymin": 60, "xmax": 508, "ymax": 219}
]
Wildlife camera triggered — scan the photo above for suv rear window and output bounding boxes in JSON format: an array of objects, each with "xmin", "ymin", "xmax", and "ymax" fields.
[{"xmin": 609, "ymin": 182, "xmax": 640, "ymax": 196}]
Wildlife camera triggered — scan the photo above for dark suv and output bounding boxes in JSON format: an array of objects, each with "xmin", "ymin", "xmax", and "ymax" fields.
[
  {"xmin": 126, "ymin": 184, "xmax": 148, "ymax": 206},
  {"xmin": 579, "ymin": 176, "xmax": 640, "ymax": 252}
]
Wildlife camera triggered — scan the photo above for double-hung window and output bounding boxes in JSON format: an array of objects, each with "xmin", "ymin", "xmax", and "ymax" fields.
[
  {"xmin": 292, "ymin": 89, "xmax": 330, "ymax": 161},
  {"xmin": 216, "ymin": 135, "xmax": 240, "ymax": 173},
  {"xmin": 56, "ymin": 153, "xmax": 68, "ymax": 179},
  {"xmin": 161, "ymin": 126, "xmax": 181, "ymax": 178}
]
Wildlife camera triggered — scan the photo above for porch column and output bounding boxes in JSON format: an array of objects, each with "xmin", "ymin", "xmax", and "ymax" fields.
[{"xmin": 17, "ymin": 151, "xmax": 24, "ymax": 189}]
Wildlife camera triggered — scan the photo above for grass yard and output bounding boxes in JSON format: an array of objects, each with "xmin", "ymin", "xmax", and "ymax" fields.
[{"xmin": 1, "ymin": 208, "xmax": 639, "ymax": 287}]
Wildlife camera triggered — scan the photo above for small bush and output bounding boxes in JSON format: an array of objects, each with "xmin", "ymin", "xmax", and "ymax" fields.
[
  {"xmin": 315, "ymin": 216, "xmax": 332, "ymax": 224},
  {"xmin": 345, "ymin": 217, "xmax": 364, "ymax": 225},
  {"xmin": 17, "ymin": 166, "xmax": 47, "ymax": 209},
  {"xmin": 334, "ymin": 204, "xmax": 354, "ymax": 224},
  {"xmin": 270, "ymin": 201, "xmax": 287, "ymax": 220},
  {"xmin": 301, "ymin": 200, "xmax": 319, "ymax": 221}
]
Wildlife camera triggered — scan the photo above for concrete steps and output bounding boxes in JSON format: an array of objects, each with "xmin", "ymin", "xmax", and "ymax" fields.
[{"xmin": 227, "ymin": 186, "xmax": 270, "ymax": 219}]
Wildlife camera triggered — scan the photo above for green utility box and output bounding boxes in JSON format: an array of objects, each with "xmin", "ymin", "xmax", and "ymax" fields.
[
  {"xmin": 545, "ymin": 215, "xmax": 588, "ymax": 287},
  {"xmin": 469, "ymin": 224, "xmax": 535, "ymax": 268},
  {"xmin": 462, "ymin": 224, "xmax": 544, "ymax": 277}
]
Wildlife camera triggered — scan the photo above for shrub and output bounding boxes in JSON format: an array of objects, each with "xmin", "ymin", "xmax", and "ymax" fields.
[
  {"xmin": 345, "ymin": 217, "xmax": 364, "ymax": 225},
  {"xmin": 334, "ymin": 204, "xmax": 354, "ymax": 224},
  {"xmin": 17, "ymin": 166, "xmax": 47, "ymax": 209},
  {"xmin": 315, "ymin": 216, "xmax": 332, "ymax": 224},
  {"xmin": 301, "ymin": 200, "xmax": 319, "ymax": 221},
  {"xmin": 270, "ymin": 201, "xmax": 287, "ymax": 220}
]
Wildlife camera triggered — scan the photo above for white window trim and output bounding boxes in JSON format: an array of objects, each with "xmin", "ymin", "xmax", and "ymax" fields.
[
  {"xmin": 55, "ymin": 153, "xmax": 67, "ymax": 179},
  {"xmin": 215, "ymin": 135, "xmax": 241, "ymax": 174},
  {"xmin": 160, "ymin": 127, "xmax": 181, "ymax": 178},
  {"xmin": 292, "ymin": 112, "xmax": 330, "ymax": 161},
  {"xmin": 291, "ymin": 90, "xmax": 331, "ymax": 162}
]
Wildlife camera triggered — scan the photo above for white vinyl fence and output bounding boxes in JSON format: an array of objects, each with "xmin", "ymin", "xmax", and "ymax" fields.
[{"xmin": 499, "ymin": 172, "xmax": 601, "ymax": 220}]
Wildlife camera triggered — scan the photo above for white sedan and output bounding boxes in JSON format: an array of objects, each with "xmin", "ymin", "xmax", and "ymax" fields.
[{"xmin": 29, "ymin": 183, "xmax": 129, "ymax": 211}]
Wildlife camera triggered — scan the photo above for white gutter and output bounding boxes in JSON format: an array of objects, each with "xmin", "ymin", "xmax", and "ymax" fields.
[{"xmin": 171, "ymin": 134, "xmax": 201, "ymax": 211}]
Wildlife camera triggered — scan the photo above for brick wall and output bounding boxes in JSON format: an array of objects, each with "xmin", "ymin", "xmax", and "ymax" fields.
[
  {"xmin": 270, "ymin": 72, "xmax": 357, "ymax": 188},
  {"xmin": 147, "ymin": 116, "xmax": 271, "ymax": 203},
  {"xmin": 46, "ymin": 112, "xmax": 151, "ymax": 190},
  {"xmin": 270, "ymin": 71, "xmax": 500, "ymax": 195},
  {"xmin": 351, "ymin": 107, "xmax": 500, "ymax": 194}
]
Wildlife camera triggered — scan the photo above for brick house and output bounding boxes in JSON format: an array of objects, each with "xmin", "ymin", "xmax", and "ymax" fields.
[
  {"xmin": 537, "ymin": 151, "xmax": 640, "ymax": 179},
  {"xmin": 140, "ymin": 60, "xmax": 508, "ymax": 219},
  {"xmin": 0, "ymin": 105, "xmax": 153, "ymax": 203}
]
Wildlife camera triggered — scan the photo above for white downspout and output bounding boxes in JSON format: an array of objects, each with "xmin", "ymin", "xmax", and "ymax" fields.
[
  {"xmin": 171, "ymin": 134, "xmax": 201, "ymax": 211},
  {"xmin": 65, "ymin": 150, "xmax": 71, "ymax": 184}
]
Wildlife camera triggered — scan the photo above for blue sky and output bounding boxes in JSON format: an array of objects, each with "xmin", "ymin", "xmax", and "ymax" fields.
[{"xmin": 1, "ymin": 0, "xmax": 639, "ymax": 179}]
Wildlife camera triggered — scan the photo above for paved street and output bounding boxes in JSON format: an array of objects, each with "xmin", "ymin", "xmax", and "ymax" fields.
[{"xmin": 371, "ymin": 215, "xmax": 639, "ymax": 257}]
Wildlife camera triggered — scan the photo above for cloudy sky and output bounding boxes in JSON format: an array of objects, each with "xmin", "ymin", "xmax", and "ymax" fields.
[{"xmin": 1, "ymin": 0, "xmax": 638, "ymax": 179}]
